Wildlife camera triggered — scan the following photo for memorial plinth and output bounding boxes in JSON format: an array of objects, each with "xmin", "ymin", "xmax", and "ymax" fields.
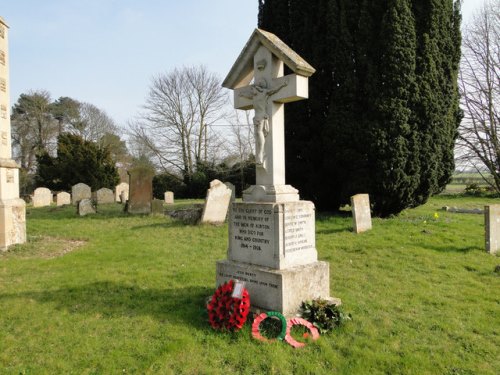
[{"xmin": 216, "ymin": 29, "xmax": 333, "ymax": 315}]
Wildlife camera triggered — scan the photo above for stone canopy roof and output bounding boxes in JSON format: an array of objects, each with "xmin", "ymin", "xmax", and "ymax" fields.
[{"xmin": 222, "ymin": 28, "xmax": 315, "ymax": 89}]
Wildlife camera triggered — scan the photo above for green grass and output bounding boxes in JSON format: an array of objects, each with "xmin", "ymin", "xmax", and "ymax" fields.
[{"xmin": 0, "ymin": 196, "xmax": 499, "ymax": 374}]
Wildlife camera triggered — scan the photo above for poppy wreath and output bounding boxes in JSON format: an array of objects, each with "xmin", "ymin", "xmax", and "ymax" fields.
[
  {"xmin": 284, "ymin": 317, "xmax": 320, "ymax": 348},
  {"xmin": 251, "ymin": 311, "xmax": 287, "ymax": 342},
  {"xmin": 207, "ymin": 280, "xmax": 250, "ymax": 331}
]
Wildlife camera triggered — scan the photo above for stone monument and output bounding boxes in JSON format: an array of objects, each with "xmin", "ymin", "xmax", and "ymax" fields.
[
  {"xmin": 96, "ymin": 188, "xmax": 114, "ymax": 204},
  {"xmin": 200, "ymin": 179, "xmax": 232, "ymax": 224},
  {"xmin": 71, "ymin": 183, "xmax": 91, "ymax": 205},
  {"xmin": 351, "ymin": 194, "xmax": 372, "ymax": 233},
  {"xmin": 32, "ymin": 187, "xmax": 52, "ymax": 207},
  {"xmin": 56, "ymin": 192, "xmax": 71, "ymax": 206},
  {"xmin": 485, "ymin": 204, "xmax": 499, "ymax": 254},
  {"xmin": 0, "ymin": 17, "xmax": 26, "ymax": 249},
  {"xmin": 216, "ymin": 29, "xmax": 333, "ymax": 315},
  {"xmin": 164, "ymin": 191, "xmax": 174, "ymax": 204},
  {"xmin": 127, "ymin": 166, "xmax": 154, "ymax": 214},
  {"xmin": 115, "ymin": 182, "xmax": 129, "ymax": 202}
]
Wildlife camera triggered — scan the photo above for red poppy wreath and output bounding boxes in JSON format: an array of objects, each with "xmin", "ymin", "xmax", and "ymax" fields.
[{"xmin": 207, "ymin": 280, "xmax": 250, "ymax": 331}]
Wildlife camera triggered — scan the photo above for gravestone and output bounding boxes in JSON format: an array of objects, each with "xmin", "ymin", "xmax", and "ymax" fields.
[
  {"xmin": 78, "ymin": 198, "xmax": 96, "ymax": 216},
  {"xmin": 216, "ymin": 29, "xmax": 333, "ymax": 315},
  {"xmin": 119, "ymin": 191, "xmax": 127, "ymax": 204},
  {"xmin": 0, "ymin": 17, "xmax": 26, "ymax": 249},
  {"xmin": 164, "ymin": 191, "xmax": 174, "ymax": 204},
  {"xmin": 56, "ymin": 192, "xmax": 71, "ymax": 206},
  {"xmin": 71, "ymin": 183, "xmax": 91, "ymax": 205},
  {"xmin": 96, "ymin": 188, "xmax": 114, "ymax": 204},
  {"xmin": 33, "ymin": 187, "xmax": 52, "ymax": 207},
  {"xmin": 127, "ymin": 166, "xmax": 154, "ymax": 214},
  {"xmin": 350, "ymin": 194, "xmax": 372, "ymax": 233},
  {"xmin": 151, "ymin": 199, "xmax": 164, "ymax": 215},
  {"xmin": 224, "ymin": 182, "xmax": 236, "ymax": 202},
  {"xmin": 485, "ymin": 204, "xmax": 500, "ymax": 254},
  {"xmin": 200, "ymin": 179, "xmax": 232, "ymax": 224},
  {"xmin": 115, "ymin": 182, "xmax": 129, "ymax": 202}
]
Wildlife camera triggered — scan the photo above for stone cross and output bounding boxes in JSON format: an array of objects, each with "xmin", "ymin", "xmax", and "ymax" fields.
[{"xmin": 223, "ymin": 29, "xmax": 315, "ymax": 203}]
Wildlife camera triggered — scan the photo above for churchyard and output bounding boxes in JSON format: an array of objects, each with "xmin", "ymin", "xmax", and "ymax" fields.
[{"xmin": 0, "ymin": 194, "xmax": 498, "ymax": 374}]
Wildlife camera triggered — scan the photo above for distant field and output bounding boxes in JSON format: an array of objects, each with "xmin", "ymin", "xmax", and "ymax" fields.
[{"xmin": 444, "ymin": 172, "xmax": 493, "ymax": 194}]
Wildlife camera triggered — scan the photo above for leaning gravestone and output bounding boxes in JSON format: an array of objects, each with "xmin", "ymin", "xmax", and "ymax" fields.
[
  {"xmin": 78, "ymin": 198, "xmax": 96, "ymax": 216},
  {"xmin": 164, "ymin": 191, "xmax": 174, "ymax": 204},
  {"xmin": 485, "ymin": 204, "xmax": 500, "ymax": 254},
  {"xmin": 96, "ymin": 188, "xmax": 114, "ymax": 204},
  {"xmin": 151, "ymin": 199, "xmax": 164, "ymax": 215},
  {"xmin": 72, "ymin": 183, "xmax": 91, "ymax": 205},
  {"xmin": 115, "ymin": 182, "xmax": 129, "ymax": 202},
  {"xmin": 200, "ymin": 180, "xmax": 232, "ymax": 224},
  {"xmin": 216, "ymin": 29, "xmax": 334, "ymax": 315},
  {"xmin": 33, "ymin": 187, "xmax": 52, "ymax": 207},
  {"xmin": 350, "ymin": 194, "xmax": 372, "ymax": 233},
  {"xmin": 127, "ymin": 166, "xmax": 154, "ymax": 214},
  {"xmin": 56, "ymin": 192, "xmax": 71, "ymax": 206}
]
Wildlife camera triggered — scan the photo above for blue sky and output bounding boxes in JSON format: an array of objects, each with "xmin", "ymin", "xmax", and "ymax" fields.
[{"xmin": 2, "ymin": 0, "xmax": 484, "ymax": 128}]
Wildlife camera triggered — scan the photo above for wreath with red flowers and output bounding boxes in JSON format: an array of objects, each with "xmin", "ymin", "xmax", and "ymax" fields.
[
  {"xmin": 284, "ymin": 317, "xmax": 320, "ymax": 348},
  {"xmin": 207, "ymin": 280, "xmax": 250, "ymax": 331}
]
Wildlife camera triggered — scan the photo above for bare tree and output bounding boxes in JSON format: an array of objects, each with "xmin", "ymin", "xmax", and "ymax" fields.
[
  {"xmin": 456, "ymin": 0, "xmax": 500, "ymax": 193},
  {"xmin": 129, "ymin": 65, "xmax": 228, "ymax": 180},
  {"xmin": 72, "ymin": 102, "xmax": 119, "ymax": 144},
  {"xmin": 227, "ymin": 110, "xmax": 255, "ymax": 190}
]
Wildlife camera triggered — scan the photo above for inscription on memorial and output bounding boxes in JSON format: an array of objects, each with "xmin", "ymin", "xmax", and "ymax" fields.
[
  {"xmin": 218, "ymin": 269, "xmax": 279, "ymax": 290},
  {"xmin": 0, "ymin": 78, "xmax": 6, "ymax": 92},
  {"xmin": 0, "ymin": 104, "xmax": 6, "ymax": 119},
  {"xmin": 6, "ymin": 169, "xmax": 13, "ymax": 183},
  {"xmin": 283, "ymin": 204, "xmax": 314, "ymax": 253},
  {"xmin": 1, "ymin": 131, "xmax": 7, "ymax": 145},
  {"xmin": 0, "ymin": 50, "xmax": 5, "ymax": 65},
  {"xmin": 231, "ymin": 204, "xmax": 274, "ymax": 253},
  {"xmin": 0, "ymin": 25, "xmax": 4, "ymax": 39}
]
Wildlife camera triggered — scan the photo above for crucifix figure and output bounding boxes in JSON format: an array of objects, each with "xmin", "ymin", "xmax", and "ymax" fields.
[
  {"xmin": 223, "ymin": 29, "xmax": 315, "ymax": 202},
  {"xmin": 239, "ymin": 68, "xmax": 288, "ymax": 167}
]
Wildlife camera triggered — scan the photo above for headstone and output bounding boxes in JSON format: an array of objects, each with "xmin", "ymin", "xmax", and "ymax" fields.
[
  {"xmin": 119, "ymin": 191, "xmax": 127, "ymax": 204},
  {"xmin": 216, "ymin": 29, "xmax": 333, "ymax": 315},
  {"xmin": 127, "ymin": 166, "xmax": 154, "ymax": 214},
  {"xmin": 78, "ymin": 198, "xmax": 96, "ymax": 216},
  {"xmin": 0, "ymin": 17, "xmax": 26, "ymax": 250},
  {"xmin": 151, "ymin": 199, "xmax": 164, "ymax": 215},
  {"xmin": 115, "ymin": 182, "xmax": 129, "ymax": 202},
  {"xmin": 350, "ymin": 194, "xmax": 372, "ymax": 233},
  {"xmin": 485, "ymin": 204, "xmax": 500, "ymax": 254},
  {"xmin": 71, "ymin": 183, "xmax": 91, "ymax": 205},
  {"xmin": 96, "ymin": 188, "xmax": 115, "ymax": 204},
  {"xmin": 164, "ymin": 191, "xmax": 174, "ymax": 204},
  {"xmin": 200, "ymin": 179, "xmax": 232, "ymax": 224},
  {"xmin": 56, "ymin": 192, "xmax": 71, "ymax": 206},
  {"xmin": 32, "ymin": 187, "xmax": 52, "ymax": 208},
  {"xmin": 224, "ymin": 182, "xmax": 236, "ymax": 202}
]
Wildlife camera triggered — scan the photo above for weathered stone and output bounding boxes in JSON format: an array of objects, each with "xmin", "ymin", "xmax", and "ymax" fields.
[
  {"xmin": 200, "ymin": 179, "xmax": 232, "ymax": 224},
  {"xmin": 78, "ymin": 198, "xmax": 96, "ymax": 216},
  {"xmin": 442, "ymin": 206, "xmax": 484, "ymax": 214},
  {"xmin": 228, "ymin": 201, "xmax": 317, "ymax": 269},
  {"xmin": 0, "ymin": 19, "xmax": 26, "ymax": 250},
  {"xmin": 167, "ymin": 205, "xmax": 203, "ymax": 224},
  {"xmin": 56, "ymin": 192, "xmax": 71, "ymax": 206},
  {"xmin": 224, "ymin": 182, "xmax": 236, "ymax": 202},
  {"xmin": 115, "ymin": 182, "xmax": 129, "ymax": 202},
  {"xmin": 127, "ymin": 167, "xmax": 154, "ymax": 214},
  {"xmin": 33, "ymin": 187, "xmax": 52, "ymax": 207},
  {"xmin": 350, "ymin": 194, "xmax": 372, "ymax": 233},
  {"xmin": 485, "ymin": 204, "xmax": 500, "ymax": 254},
  {"xmin": 71, "ymin": 183, "xmax": 91, "ymax": 205},
  {"xmin": 96, "ymin": 188, "xmax": 114, "ymax": 204},
  {"xmin": 151, "ymin": 199, "xmax": 164, "ymax": 215},
  {"xmin": 164, "ymin": 191, "xmax": 174, "ymax": 204},
  {"xmin": 119, "ymin": 191, "xmax": 127, "ymax": 204}
]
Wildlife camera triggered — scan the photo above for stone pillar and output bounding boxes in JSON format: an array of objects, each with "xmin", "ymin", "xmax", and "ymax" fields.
[
  {"xmin": 0, "ymin": 17, "xmax": 26, "ymax": 250},
  {"xmin": 485, "ymin": 204, "xmax": 500, "ymax": 254}
]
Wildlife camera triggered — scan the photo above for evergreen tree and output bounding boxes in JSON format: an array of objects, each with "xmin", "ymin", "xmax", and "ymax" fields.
[
  {"xmin": 36, "ymin": 133, "xmax": 119, "ymax": 191},
  {"xmin": 258, "ymin": 0, "xmax": 461, "ymax": 216}
]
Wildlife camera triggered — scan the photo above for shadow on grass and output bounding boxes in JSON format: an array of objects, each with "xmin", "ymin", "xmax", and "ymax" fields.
[
  {"xmin": 130, "ymin": 220, "xmax": 190, "ymax": 230},
  {"xmin": 423, "ymin": 244, "xmax": 479, "ymax": 253},
  {"xmin": 0, "ymin": 281, "xmax": 213, "ymax": 329}
]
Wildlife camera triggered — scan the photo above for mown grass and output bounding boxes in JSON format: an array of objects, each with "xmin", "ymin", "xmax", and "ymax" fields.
[{"xmin": 0, "ymin": 196, "xmax": 498, "ymax": 374}]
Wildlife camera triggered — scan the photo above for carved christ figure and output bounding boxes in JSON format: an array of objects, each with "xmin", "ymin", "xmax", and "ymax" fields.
[{"xmin": 240, "ymin": 78, "xmax": 287, "ymax": 167}]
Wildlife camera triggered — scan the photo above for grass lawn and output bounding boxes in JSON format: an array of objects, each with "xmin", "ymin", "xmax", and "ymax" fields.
[{"xmin": 0, "ymin": 196, "xmax": 499, "ymax": 374}]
